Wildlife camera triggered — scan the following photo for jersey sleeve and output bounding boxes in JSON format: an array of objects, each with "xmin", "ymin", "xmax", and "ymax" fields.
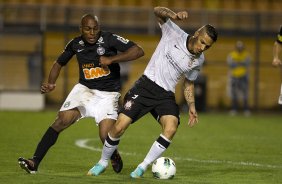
[
  {"xmin": 184, "ymin": 68, "xmax": 200, "ymax": 81},
  {"xmin": 184, "ymin": 55, "xmax": 205, "ymax": 81},
  {"xmin": 160, "ymin": 19, "xmax": 186, "ymax": 41},
  {"xmin": 277, "ymin": 26, "xmax": 282, "ymax": 44},
  {"xmin": 56, "ymin": 39, "xmax": 76, "ymax": 66},
  {"xmin": 108, "ymin": 33, "xmax": 135, "ymax": 52}
]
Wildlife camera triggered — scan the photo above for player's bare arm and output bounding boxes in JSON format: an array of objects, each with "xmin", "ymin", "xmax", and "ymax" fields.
[
  {"xmin": 41, "ymin": 62, "xmax": 62, "ymax": 94},
  {"xmin": 184, "ymin": 78, "xmax": 198, "ymax": 127},
  {"xmin": 154, "ymin": 6, "xmax": 188, "ymax": 25},
  {"xmin": 99, "ymin": 44, "xmax": 144, "ymax": 67}
]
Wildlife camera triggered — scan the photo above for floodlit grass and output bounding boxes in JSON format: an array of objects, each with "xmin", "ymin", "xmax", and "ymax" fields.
[{"xmin": 0, "ymin": 110, "xmax": 282, "ymax": 184}]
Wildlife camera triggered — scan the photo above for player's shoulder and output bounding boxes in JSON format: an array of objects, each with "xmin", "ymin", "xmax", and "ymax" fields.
[
  {"xmin": 101, "ymin": 31, "xmax": 126, "ymax": 40},
  {"xmin": 98, "ymin": 31, "xmax": 117, "ymax": 44},
  {"xmin": 69, "ymin": 36, "xmax": 81, "ymax": 42},
  {"xmin": 162, "ymin": 19, "xmax": 187, "ymax": 37},
  {"xmin": 198, "ymin": 53, "xmax": 205, "ymax": 63},
  {"xmin": 62, "ymin": 36, "xmax": 83, "ymax": 51},
  {"xmin": 100, "ymin": 31, "xmax": 114, "ymax": 39},
  {"xmin": 66, "ymin": 36, "xmax": 83, "ymax": 46}
]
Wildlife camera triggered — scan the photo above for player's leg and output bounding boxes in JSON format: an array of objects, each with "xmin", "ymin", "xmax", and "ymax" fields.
[
  {"xmin": 130, "ymin": 98, "xmax": 179, "ymax": 178},
  {"xmin": 18, "ymin": 109, "xmax": 81, "ymax": 174},
  {"xmin": 98, "ymin": 118, "xmax": 123, "ymax": 173},
  {"xmin": 130, "ymin": 115, "xmax": 178, "ymax": 178},
  {"xmin": 88, "ymin": 76, "xmax": 152, "ymax": 176},
  {"xmin": 87, "ymin": 113, "xmax": 132, "ymax": 176},
  {"xmin": 230, "ymin": 78, "xmax": 238, "ymax": 115},
  {"xmin": 241, "ymin": 77, "xmax": 250, "ymax": 115}
]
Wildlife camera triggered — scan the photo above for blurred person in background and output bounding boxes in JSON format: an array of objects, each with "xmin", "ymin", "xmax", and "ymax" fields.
[
  {"xmin": 87, "ymin": 6, "xmax": 217, "ymax": 178},
  {"xmin": 18, "ymin": 14, "xmax": 144, "ymax": 174},
  {"xmin": 272, "ymin": 25, "xmax": 282, "ymax": 105},
  {"xmin": 227, "ymin": 41, "xmax": 251, "ymax": 116}
]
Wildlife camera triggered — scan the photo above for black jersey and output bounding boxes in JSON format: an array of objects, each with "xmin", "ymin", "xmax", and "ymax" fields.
[{"xmin": 56, "ymin": 31, "xmax": 135, "ymax": 92}]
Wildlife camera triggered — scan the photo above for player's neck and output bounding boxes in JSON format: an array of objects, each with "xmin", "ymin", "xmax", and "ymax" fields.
[{"xmin": 187, "ymin": 36, "xmax": 199, "ymax": 57}]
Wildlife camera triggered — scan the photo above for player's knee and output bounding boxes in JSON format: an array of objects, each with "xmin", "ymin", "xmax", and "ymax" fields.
[
  {"xmin": 111, "ymin": 125, "xmax": 125, "ymax": 137},
  {"xmin": 52, "ymin": 115, "xmax": 71, "ymax": 132},
  {"xmin": 164, "ymin": 126, "xmax": 177, "ymax": 138},
  {"xmin": 99, "ymin": 132, "xmax": 107, "ymax": 142}
]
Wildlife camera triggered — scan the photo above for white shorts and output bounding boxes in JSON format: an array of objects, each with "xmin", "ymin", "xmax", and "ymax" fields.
[{"xmin": 60, "ymin": 83, "xmax": 120, "ymax": 124}]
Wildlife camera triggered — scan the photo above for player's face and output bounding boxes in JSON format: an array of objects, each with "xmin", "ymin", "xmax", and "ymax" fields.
[
  {"xmin": 190, "ymin": 30, "xmax": 214, "ymax": 55},
  {"xmin": 80, "ymin": 18, "xmax": 100, "ymax": 44}
]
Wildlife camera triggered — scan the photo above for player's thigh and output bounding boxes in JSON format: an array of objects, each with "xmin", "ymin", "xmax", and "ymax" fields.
[
  {"xmin": 90, "ymin": 91, "xmax": 120, "ymax": 124},
  {"xmin": 152, "ymin": 99, "xmax": 180, "ymax": 124},
  {"xmin": 52, "ymin": 108, "xmax": 81, "ymax": 131},
  {"xmin": 121, "ymin": 91, "xmax": 153, "ymax": 123}
]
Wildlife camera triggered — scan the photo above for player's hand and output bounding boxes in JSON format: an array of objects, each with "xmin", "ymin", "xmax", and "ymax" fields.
[
  {"xmin": 188, "ymin": 105, "xmax": 198, "ymax": 127},
  {"xmin": 175, "ymin": 11, "xmax": 188, "ymax": 20},
  {"xmin": 99, "ymin": 56, "xmax": 112, "ymax": 71},
  {"xmin": 40, "ymin": 83, "xmax": 56, "ymax": 94},
  {"xmin": 99, "ymin": 56, "xmax": 112, "ymax": 66},
  {"xmin": 272, "ymin": 58, "xmax": 282, "ymax": 67}
]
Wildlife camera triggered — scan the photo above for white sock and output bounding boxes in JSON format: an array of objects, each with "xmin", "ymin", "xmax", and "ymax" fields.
[
  {"xmin": 98, "ymin": 134, "xmax": 120, "ymax": 167},
  {"xmin": 138, "ymin": 134, "xmax": 171, "ymax": 171}
]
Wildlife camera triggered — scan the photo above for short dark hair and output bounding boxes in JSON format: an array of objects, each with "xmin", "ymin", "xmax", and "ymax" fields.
[
  {"xmin": 204, "ymin": 24, "xmax": 218, "ymax": 42},
  {"xmin": 81, "ymin": 14, "xmax": 99, "ymax": 25}
]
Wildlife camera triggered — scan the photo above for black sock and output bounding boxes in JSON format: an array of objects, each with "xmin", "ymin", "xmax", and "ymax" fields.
[
  {"xmin": 156, "ymin": 135, "xmax": 170, "ymax": 149},
  {"xmin": 32, "ymin": 127, "xmax": 59, "ymax": 167}
]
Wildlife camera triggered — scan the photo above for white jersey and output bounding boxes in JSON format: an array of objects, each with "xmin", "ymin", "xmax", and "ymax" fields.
[{"xmin": 144, "ymin": 19, "xmax": 205, "ymax": 93}]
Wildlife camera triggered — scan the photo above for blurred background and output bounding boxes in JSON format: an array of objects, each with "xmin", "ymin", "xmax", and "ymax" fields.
[{"xmin": 0, "ymin": 0, "xmax": 281, "ymax": 112}]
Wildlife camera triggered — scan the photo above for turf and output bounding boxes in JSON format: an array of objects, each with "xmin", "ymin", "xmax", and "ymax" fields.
[{"xmin": 0, "ymin": 110, "xmax": 281, "ymax": 184}]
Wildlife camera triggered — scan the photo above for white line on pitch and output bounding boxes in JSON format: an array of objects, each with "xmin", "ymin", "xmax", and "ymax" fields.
[{"xmin": 75, "ymin": 138, "xmax": 282, "ymax": 169}]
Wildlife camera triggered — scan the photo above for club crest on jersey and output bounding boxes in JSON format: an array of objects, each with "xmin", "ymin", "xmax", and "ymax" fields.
[
  {"xmin": 188, "ymin": 60, "xmax": 193, "ymax": 67},
  {"xmin": 188, "ymin": 56, "xmax": 197, "ymax": 67},
  {"xmin": 97, "ymin": 46, "xmax": 105, "ymax": 55},
  {"xmin": 124, "ymin": 100, "xmax": 133, "ymax": 110}
]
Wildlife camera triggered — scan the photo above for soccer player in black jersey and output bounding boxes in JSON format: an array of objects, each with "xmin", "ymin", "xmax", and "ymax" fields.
[
  {"xmin": 272, "ymin": 25, "xmax": 282, "ymax": 104},
  {"xmin": 18, "ymin": 14, "xmax": 144, "ymax": 174}
]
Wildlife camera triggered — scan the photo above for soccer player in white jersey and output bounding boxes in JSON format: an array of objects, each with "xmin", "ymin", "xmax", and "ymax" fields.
[
  {"xmin": 87, "ymin": 6, "xmax": 218, "ymax": 178},
  {"xmin": 272, "ymin": 25, "xmax": 282, "ymax": 104}
]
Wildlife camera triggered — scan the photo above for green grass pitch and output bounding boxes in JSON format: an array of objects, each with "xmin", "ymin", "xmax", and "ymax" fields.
[{"xmin": 0, "ymin": 110, "xmax": 281, "ymax": 184}]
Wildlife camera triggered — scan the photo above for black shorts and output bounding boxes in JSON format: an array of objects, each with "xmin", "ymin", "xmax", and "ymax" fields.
[{"xmin": 120, "ymin": 75, "xmax": 180, "ymax": 124}]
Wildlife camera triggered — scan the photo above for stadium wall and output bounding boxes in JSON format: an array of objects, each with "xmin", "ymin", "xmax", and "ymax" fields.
[{"xmin": 42, "ymin": 32, "xmax": 280, "ymax": 110}]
